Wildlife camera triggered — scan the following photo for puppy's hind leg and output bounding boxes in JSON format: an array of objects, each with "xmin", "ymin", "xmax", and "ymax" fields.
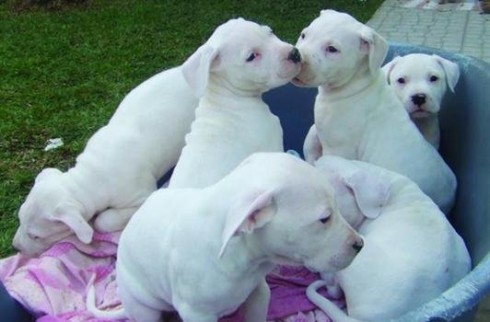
[
  {"xmin": 118, "ymin": 286, "xmax": 163, "ymax": 322},
  {"xmin": 94, "ymin": 206, "xmax": 139, "ymax": 232}
]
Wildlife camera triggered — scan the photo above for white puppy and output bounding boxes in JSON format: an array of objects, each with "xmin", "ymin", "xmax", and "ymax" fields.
[
  {"xmin": 87, "ymin": 152, "xmax": 364, "ymax": 322},
  {"xmin": 307, "ymin": 155, "xmax": 471, "ymax": 322},
  {"xmin": 382, "ymin": 53, "xmax": 460, "ymax": 149},
  {"xmin": 13, "ymin": 65, "xmax": 199, "ymax": 256},
  {"xmin": 294, "ymin": 10, "xmax": 457, "ymax": 214},
  {"xmin": 168, "ymin": 18, "xmax": 302, "ymax": 188}
]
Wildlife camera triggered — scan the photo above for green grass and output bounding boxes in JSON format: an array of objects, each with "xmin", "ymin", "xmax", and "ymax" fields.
[{"xmin": 0, "ymin": 0, "xmax": 384, "ymax": 257}]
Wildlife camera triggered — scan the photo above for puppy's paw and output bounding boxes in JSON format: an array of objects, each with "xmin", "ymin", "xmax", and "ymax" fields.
[{"xmin": 94, "ymin": 207, "xmax": 137, "ymax": 232}]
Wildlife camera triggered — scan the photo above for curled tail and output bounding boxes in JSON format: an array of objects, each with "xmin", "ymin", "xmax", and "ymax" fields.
[
  {"xmin": 306, "ymin": 280, "xmax": 361, "ymax": 322},
  {"xmin": 86, "ymin": 274, "xmax": 127, "ymax": 320}
]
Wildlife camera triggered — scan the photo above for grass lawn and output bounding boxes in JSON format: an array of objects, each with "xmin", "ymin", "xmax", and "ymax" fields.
[{"xmin": 0, "ymin": 0, "xmax": 384, "ymax": 257}]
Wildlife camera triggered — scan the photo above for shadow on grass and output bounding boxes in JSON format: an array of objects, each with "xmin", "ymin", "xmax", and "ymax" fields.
[{"xmin": 7, "ymin": 0, "xmax": 89, "ymax": 12}]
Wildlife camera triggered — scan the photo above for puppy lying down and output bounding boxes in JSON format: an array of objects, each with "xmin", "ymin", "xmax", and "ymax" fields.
[{"xmin": 307, "ymin": 155, "xmax": 471, "ymax": 322}]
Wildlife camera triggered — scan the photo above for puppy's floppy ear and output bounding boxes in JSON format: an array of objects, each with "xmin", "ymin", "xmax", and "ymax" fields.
[
  {"xmin": 381, "ymin": 56, "xmax": 401, "ymax": 84},
  {"xmin": 359, "ymin": 26, "xmax": 388, "ymax": 77},
  {"xmin": 181, "ymin": 44, "xmax": 221, "ymax": 98},
  {"xmin": 54, "ymin": 204, "xmax": 94, "ymax": 244},
  {"xmin": 342, "ymin": 170, "xmax": 390, "ymax": 219},
  {"xmin": 219, "ymin": 189, "xmax": 276, "ymax": 258},
  {"xmin": 434, "ymin": 55, "xmax": 460, "ymax": 93},
  {"xmin": 35, "ymin": 168, "xmax": 62, "ymax": 183}
]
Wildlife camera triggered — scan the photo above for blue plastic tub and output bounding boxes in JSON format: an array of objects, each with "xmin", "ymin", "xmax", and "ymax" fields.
[{"xmin": 263, "ymin": 43, "xmax": 490, "ymax": 322}]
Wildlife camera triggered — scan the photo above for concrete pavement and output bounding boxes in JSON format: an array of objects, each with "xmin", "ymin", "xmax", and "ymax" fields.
[{"xmin": 367, "ymin": 0, "xmax": 490, "ymax": 63}]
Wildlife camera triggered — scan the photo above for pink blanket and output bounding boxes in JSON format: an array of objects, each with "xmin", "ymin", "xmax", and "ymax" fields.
[{"xmin": 0, "ymin": 232, "xmax": 342, "ymax": 321}]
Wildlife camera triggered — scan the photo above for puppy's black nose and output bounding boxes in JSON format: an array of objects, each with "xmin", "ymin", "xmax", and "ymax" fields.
[
  {"xmin": 288, "ymin": 47, "xmax": 301, "ymax": 64},
  {"xmin": 412, "ymin": 93, "xmax": 427, "ymax": 106},
  {"xmin": 352, "ymin": 239, "xmax": 364, "ymax": 253}
]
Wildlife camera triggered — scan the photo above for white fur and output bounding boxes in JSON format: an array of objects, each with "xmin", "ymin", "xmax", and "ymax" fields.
[
  {"xmin": 87, "ymin": 152, "xmax": 364, "ymax": 322},
  {"xmin": 13, "ymin": 66, "xmax": 199, "ymax": 256},
  {"xmin": 382, "ymin": 53, "xmax": 460, "ymax": 148},
  {"xmin": 294, "ymin": 10, "xmax": 457, "ymax": 214},
  {"xmin": 168, "ymin": 18, "xmax": 302, "ymax": 188},
  {"xmin": 307, "ymin": 155, "xmax": 471, "ymax": 322}
]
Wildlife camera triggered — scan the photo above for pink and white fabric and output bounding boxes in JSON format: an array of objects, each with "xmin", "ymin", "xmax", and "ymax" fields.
[{"xmin": 0, "ymin": 231, "xmax": 342, "ymax": 322}]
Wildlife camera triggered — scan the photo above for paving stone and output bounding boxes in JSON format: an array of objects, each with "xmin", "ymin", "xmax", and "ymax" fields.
[{"xmin": 368, "ymin": 0, "xmax": 489, "ymax": 64}]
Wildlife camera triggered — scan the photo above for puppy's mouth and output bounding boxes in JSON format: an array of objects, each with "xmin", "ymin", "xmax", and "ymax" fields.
[
  {"xmin": 292, "ymin": 76, "xmax": 308, "ymax": 87},
  {"xmin": 278, "ymin": 68, "xmax": 302, "ymax": 82},
  {"xmin": 272, "ymin": 254, "xmax": 303, "ymax": 267},
  {"xmin": 410, "ymin": 109, "xmax": 431, "ymax": 119}
]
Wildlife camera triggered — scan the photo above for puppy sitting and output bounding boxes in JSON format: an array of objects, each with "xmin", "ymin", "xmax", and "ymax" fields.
[
  {"xmin": 12, "ymin": 58, "xmax": 200, "ymax": 256},
  {"xmin": 307, "ymin": 155, "xmax": 471, "ymax": 322},
  {"xmin": 168, "ymin": 18, "xmax": 302, "ymax": 188},
  {"xmin": 294, "ymin": 10, "xmax": 457, "ymax": 214},
  {"xmin": 382, "ymin": 53, "xmax": 460, "ymax": 149},
  {"xmin": 87, "ymin": 152, "xmax": 364, "ymax": 322}
]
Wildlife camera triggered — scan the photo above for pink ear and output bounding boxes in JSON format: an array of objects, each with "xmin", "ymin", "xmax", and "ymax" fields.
[
  {"xmin": 434, "ymin": 55, "xmax": 460, "ymax": 93},
  {"xmin": 181, "ymin": 44, "xmax": 220, "ymax": 98},
  {"xmin": 219, "ymin": 190, "xmax": 276, "ymax": 258},
  {"xmin": 359, "ymin": 26, "xmax": 388, "ymax": 77},
  {"xmin": 55, "ymin": 205, "xmax": 94, "ymax": 244},
  {"xmin": 343, "ymin": 171, "xmax": 390, "ymax": 219},
  {"xmin": 381, "ymin": 56, "xmax": 401, "ymax": 84}
]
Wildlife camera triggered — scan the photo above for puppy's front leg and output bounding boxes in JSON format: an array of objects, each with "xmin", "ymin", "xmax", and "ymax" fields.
[
  {"xmin": 243, "ymin": 279, "xmax": 270, "ymax": 322},
  {"xmin": 94, "ymin": 206, "xmax": 139, "ymax": 232},
  {"xmin": 303, "ymin": 125, "xmax": 323, "ymax": 164}
]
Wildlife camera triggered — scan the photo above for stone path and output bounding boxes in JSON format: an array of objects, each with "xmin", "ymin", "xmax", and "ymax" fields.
[{"xmin": 367, "ymin": 0, "xmax": 490, "ymax": 63}]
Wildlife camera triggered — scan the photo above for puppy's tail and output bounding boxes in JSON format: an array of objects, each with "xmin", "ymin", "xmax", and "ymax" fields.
[
  {"xmin": 306, "ymin": 280, "xmax": 361, "ymax": 322},
  {"xmin": 86, "ymin": 274, "xmax": 127, "ymax": 320}
]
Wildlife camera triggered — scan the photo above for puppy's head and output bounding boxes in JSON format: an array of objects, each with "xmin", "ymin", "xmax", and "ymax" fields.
[
  {"xmin": 293, "ymin": 9, "xmax": 388, "ymax": 89},
  {"xmin": 182, "ymin": 18, "xmax": 302, "ymax": 98},
  {"xmin": 382, "ymin": 53, "xmax": 460, "ymax": 118},
  {"xmin": 12, "ymin": 168, "xmax": 94, "ymax": 256},
  {"xmin": 219, "ymin": 153, "xmax": 363, "ymax": 273}
]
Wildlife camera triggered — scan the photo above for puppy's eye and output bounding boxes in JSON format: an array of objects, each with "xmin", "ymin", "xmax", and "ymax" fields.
[
  {"xmin": 326, "ymin": 46, "xmax": 338, "ymax": 53},
  {"xmin": 430, "ymin": 75, "xmax": 439, "ymax": 82},
  {"xmin": 397, "ymin": 77, "xmax": 406, "ymax": 84},
  {"xmin": 246, "ymin": 53, "xmax": 257, "ymax": 62},
  {"xmin": 319, "ymin": 216, "xmax": 331, "ymax": 224},
  {"xmin": 300, "ymin": 33, "xmax": 306, "ymax": 40}
]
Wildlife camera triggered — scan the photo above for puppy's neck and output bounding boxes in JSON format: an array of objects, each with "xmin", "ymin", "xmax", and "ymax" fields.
[
  {"xmin": 319, "ymin": 66, "xmax": 380, "ymax": 102},
  {"xmin": 204, "ymin": 78, "xmax": 263, "ymax": 101},
  {"xmin": 199, "ymin": 81, "xmax": 268, "ymax": 114}
]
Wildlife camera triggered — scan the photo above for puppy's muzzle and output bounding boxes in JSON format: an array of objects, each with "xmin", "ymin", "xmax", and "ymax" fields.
[
  {"xmin": 352, "ymin": 238, "xmax": 364, "ymax": 253},
  {"xmin": 288, "ymin": 47, "xmax": 302, "ymax": 64},
  {"xmin": 411, "ymin": 93, "xmax": 427, "ymax": 107}
]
